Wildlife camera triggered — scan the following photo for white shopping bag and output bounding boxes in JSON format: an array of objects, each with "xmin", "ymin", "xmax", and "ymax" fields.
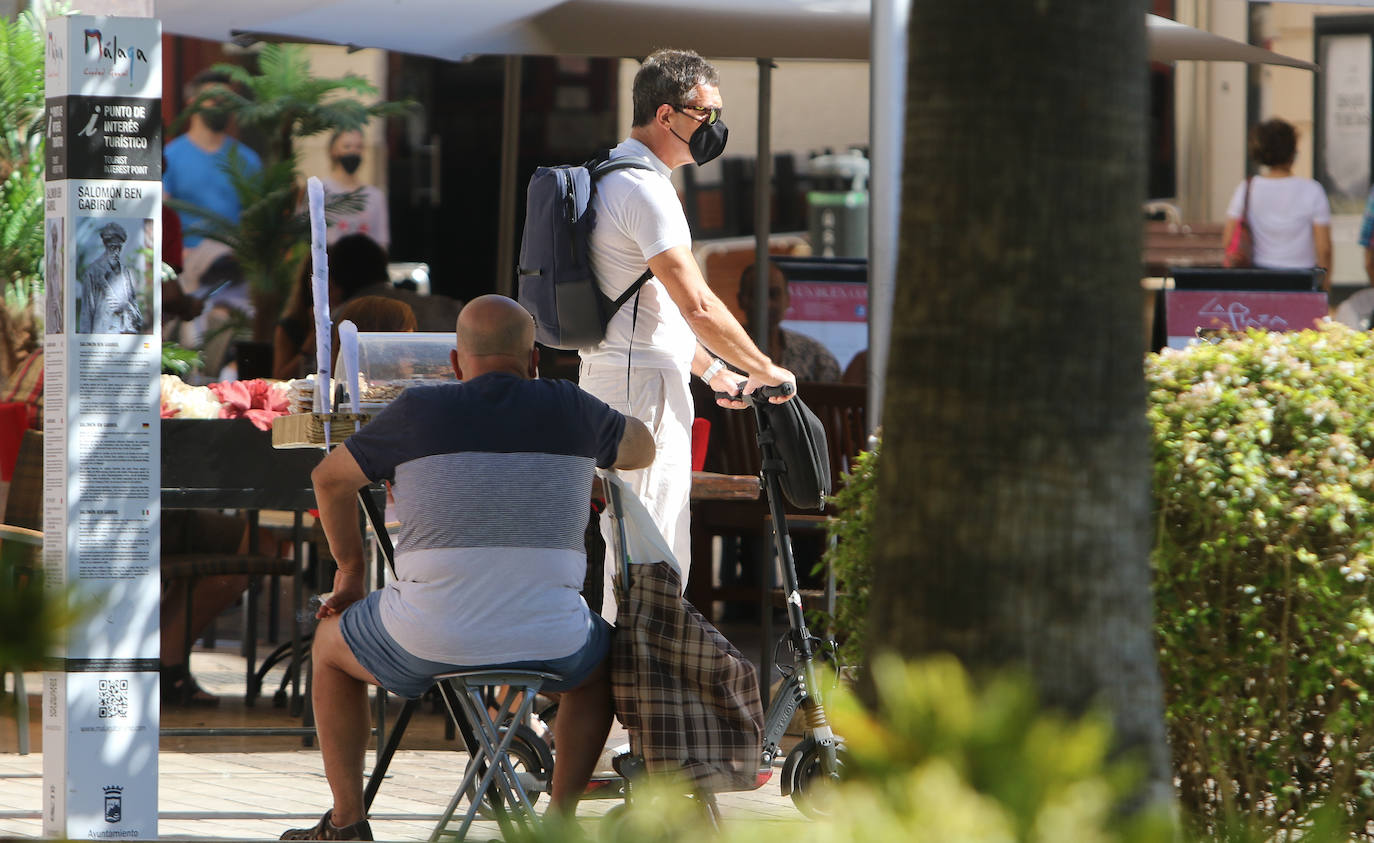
[{"xmin": 599, "ymin": 470, "xmax": 682, "ymax": 578}]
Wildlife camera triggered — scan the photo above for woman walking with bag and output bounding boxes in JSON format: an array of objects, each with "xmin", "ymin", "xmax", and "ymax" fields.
[{"xmin": 1222, "ymin": 118, "xmax": 1332, "ymax": 289}]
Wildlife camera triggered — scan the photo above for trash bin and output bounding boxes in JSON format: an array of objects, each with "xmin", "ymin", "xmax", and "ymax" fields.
[{"xmin": 807, "ymin": 150, "xmax": 869, "ymax": 258}]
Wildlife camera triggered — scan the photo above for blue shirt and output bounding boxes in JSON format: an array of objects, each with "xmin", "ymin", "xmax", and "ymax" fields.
[
  {"xmin": 163, "ymin": 135, "xmax": 262, "ymax": 247},
  {"xmin": 1361, "ymin": 185, "xmax": 1374, "ymax": 249}
]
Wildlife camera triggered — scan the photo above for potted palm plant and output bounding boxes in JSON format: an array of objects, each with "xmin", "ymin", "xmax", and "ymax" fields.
[
  {"xmin": 168, "ymin": 44, "xmax": 409, "ymax": 345},
  {"xmin": 0, "ymin": 9, "xmax": 46, "ymax": 376}
]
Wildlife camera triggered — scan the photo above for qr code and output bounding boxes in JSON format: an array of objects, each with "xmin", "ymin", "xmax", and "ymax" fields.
[{"xmin": 97, "ymin": 679, "xmax": 129, "ymax": 719}]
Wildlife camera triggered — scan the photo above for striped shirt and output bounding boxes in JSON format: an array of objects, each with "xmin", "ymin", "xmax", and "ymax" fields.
[{"xmin": 345, "ymin": 373, "xmax": 625, "ymax": 664}]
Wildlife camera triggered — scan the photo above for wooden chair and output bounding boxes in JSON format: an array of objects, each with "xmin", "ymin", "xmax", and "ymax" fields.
[
  {"xmin": 3, "ymin": 429, "xmax": 44, "ymax": 754},
  {"xmin": 687, "ymin": 381, "xmax": 868, "ymax": 614}
]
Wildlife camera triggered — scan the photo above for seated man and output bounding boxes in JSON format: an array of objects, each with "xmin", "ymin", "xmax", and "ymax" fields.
[
  {"xmin": 282, "ymin": 295, "xmax": 654, "ymax": 841},
  {"xmin": 737, "ymin": 261, "xmax": 842, "ymax": 382}
]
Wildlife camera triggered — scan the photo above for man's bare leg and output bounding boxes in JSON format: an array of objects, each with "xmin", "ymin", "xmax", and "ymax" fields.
[
  {"xmin": 549, "ymin": 659, "xmax": 612, "ymax": 813},
  {"xmin": 311, "ymin": 614, "xmax": 378, "ymax": 827}
]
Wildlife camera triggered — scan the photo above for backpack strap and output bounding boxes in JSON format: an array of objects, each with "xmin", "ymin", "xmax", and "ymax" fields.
[
  {"xmin": 595, "ymin": 152, "xmax": 655, "ymax": 310},
  {"xmin": 590, "ymin": 155, "xmax": 655, "ymax": 180},
  {"xmin": 588, "ymin": 152, "xmax": 656, "ymax": 398},
  {"xmin": 613, "ymin": 269, "xmax": 653, "ymax": 310}
]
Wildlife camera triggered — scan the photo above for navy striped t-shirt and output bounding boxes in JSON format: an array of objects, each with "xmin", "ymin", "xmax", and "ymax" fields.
[{"xmin": 344, "ymin": 372, "xmax": 626, "ymax": 664}]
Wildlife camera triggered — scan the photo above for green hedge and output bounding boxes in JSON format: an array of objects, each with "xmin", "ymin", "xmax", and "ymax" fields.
[
  {"xmin": 820, "ymin": 436, "xmax": 878, "ymax": 667},
  {"xmin": 1147, "ymin": 325, "xmax": 1374, "ymax": 837},
  {"xmin": 818, "ymin": 326, "xmax": 1374, "ymax": 836}
]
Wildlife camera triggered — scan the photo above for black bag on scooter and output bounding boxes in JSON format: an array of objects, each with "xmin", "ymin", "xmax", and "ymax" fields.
[{"xmin": 753, "ymin": 396, "xmax": 831, "ymax": 511}]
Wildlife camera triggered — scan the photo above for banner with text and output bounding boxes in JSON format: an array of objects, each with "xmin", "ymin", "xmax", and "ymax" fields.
[
  {"xmin": 42, "ymin": 14, "xmax": 161, "ymax": 841},
  {"xmin": 1162, "ymin": 290, "xmax": 1329, "ymax": 349}
]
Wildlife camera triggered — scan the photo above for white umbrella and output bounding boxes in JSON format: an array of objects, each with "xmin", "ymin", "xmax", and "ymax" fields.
[
  {"xmin": 157, "ymin": 3, "xmax": 1315, "ymax": 67},
  {"xmin": 1145, "ymin": 13, "xmax": 1316, "ymax": 69},
  {"xmin": 156, "ymin": 0, "xmax": 870, "ymax": 61},
  {"xmin": 155, "ymin": 2, "xmax": 1318, "ymax": 422}
]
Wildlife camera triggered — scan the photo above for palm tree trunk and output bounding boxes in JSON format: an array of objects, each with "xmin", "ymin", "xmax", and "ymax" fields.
[
  {"xmin": 251, "ymin": 289, "xmax": 282, "ymax": 346},
  {"xmin": 866, "ymin": 0, "xmax": 1171, "ymax": 805}
]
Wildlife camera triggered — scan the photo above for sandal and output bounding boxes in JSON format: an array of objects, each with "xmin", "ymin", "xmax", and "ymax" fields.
[
  {"xmin": 280, "ymin": 809, "xmax": 373, "ymax": 841},
  {"xmin": 160, "ymin": 663, "xmax": 220, "ymax": 708}
]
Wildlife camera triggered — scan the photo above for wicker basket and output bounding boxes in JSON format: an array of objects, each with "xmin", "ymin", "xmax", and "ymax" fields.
[{"xmin": 271, "ymin": 412, "xmax": 372, "ymax": 448}]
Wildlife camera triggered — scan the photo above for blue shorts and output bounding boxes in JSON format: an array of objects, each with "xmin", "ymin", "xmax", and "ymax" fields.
[{"xmin": 338, "ymin": 590, "xmax": 611, "ymax": 699}]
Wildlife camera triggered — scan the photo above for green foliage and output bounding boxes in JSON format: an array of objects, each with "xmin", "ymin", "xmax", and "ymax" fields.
[
  {"xmin": 0, "ymin": 10, "xmax": 45, "ymax": 295},
  {"xmin": 508, "ymin": 655, "xmax": 1177, "ymax": 843},
  {"xmin": 810, "ymin": 654, "xmax": 1174, "ymax": 843},
  {"xmin": 161, "ymin": 342, "xmax": 201, "ymax": 376},
  {"xmin": 0, "ymin": 550, "xmax": 81, "ymax": 673},
  {"xmin": 818, "ymin": 435, "xmax": 879, "ymax": 665},
  {"xmin": 1147, "ymin": 324, "xmax": 1374, "ymax": 839}
]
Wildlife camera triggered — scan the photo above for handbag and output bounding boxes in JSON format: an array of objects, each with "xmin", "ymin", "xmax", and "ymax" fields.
[
  {"xmin": 753, "ymin": 395, "xmax": 832, "ymax": 511},
  {"xmin": 1224, "ymin": 177, "xmax": 1254, "ymax": 268}
]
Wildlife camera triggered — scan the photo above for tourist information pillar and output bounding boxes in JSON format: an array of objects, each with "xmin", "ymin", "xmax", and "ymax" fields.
[{"xmin": 41, "ymin": 14, "xmax": 162, "ymax": 839}]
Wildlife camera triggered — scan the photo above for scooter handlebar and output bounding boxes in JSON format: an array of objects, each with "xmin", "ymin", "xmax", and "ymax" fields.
[{"xmin": 715, "ymin": 381, "xmax": 796, "ymax": 406}]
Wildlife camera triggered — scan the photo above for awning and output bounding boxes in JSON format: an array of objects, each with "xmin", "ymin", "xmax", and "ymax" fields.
[
  {"xmin": 155, "ymin": 0, "xmax": 870, "ymax": 61},
  {"xmin": 156, "ymin": 3, "xmax": 1314, "ymax": 69}
]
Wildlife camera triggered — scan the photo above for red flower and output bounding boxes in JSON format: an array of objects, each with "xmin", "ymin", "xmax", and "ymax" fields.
[{"xmin": 207, "ymin": 379, "xmax": 291, "ymax": 431}]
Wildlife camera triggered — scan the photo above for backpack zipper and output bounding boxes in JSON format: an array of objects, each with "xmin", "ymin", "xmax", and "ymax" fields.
[{"xmin": 563, "ymin": 170, "xmax": 578, "ymax": 224}]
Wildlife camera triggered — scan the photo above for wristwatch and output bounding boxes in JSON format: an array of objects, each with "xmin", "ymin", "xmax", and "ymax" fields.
[{"xmin": 700, "ymin": 358, "xmax": 726, "ymax": 385}]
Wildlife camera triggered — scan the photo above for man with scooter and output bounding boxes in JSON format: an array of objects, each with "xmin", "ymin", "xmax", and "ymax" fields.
[{"xmin": 578, "ymin": 48, "xmax": 796, "ymax": 621}]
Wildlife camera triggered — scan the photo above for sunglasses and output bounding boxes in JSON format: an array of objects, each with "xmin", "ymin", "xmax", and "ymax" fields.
[{"xmin": 672, "ymin": 104, "xmax": 722, "ymax": 125}]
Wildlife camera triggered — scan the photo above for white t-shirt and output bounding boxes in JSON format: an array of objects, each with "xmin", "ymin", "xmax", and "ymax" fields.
[
  {"xmin": 323, "ymin": 178, "xmax": 390, "ymax": 249},
  {"xmin": 1225, "ymin": 176, "xmax": 1331, "ymax": 269},
  {"xmin": 581, "ymin": 138, "xmax": 696, "ymax": 374}
]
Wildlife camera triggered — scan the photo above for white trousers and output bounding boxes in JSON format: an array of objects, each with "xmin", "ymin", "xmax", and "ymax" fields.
[{"xmin": 579, "ymin": 361, "xmax": 694, "ymax": 623}]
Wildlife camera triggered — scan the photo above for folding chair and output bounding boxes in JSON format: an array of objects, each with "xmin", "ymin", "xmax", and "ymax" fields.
[{"xmin": 427, "ymin": 669, "xmax": 560, "ymax": 841}]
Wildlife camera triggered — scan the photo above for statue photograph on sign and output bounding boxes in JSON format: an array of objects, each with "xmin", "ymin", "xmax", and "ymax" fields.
[
  {"xmin": 74, "ymin": 217, "xmax": 154, "ymax": 334},
  {"xmin": 46, "ymin": 218, "xmax": 64, "ymax": 334}
]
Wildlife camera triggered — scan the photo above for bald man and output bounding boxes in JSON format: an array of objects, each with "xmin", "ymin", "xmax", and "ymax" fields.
[{"xmin": 285, "ymin": 295, "xmax": 653, "ymax": 839}]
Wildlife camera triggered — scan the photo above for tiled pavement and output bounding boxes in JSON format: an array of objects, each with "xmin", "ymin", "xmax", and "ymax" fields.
[
  {"xmin": 0, "ymin": 640, "xmax": 807, "ymax": 840},
  {"xmin": 0, "ymin": 746, "xmax": 800, "ymax": 840}
]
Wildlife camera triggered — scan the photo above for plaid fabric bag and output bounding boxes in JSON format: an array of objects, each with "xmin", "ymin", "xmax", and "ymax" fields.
[{"xmin": 610, "ymin": 560, "xmax": 765, "ymax": 793}]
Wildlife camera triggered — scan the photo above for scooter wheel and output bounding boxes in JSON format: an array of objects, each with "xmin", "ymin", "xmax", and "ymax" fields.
[
  {"xmin": 789, "ymin": 741, "xmax": 848, "ymax": 819},
  {"xmin": 471, "ymin": 723, "xmax": 554, "ymax": 815}
]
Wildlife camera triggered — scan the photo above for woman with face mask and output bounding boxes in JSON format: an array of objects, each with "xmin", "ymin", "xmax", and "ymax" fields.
[{"xmin": 322, "ymin": 128, "xmax": 391, "ymax": 250}]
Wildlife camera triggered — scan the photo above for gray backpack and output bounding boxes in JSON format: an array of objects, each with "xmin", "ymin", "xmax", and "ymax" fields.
[{"xmin": 517, "ymin": 153, "xmax": 654, "ymax": 349}]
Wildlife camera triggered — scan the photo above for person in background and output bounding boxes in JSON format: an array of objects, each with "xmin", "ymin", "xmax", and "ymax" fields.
[
  {"xmin": 164, "ymin": 69, "xmax": 261, "ymax": 294},
  {"xmin": 161, "ymin": 204, "xmax": 206, "ymax": 331},
  {"xmin": 1222, "ymin": 118, "xmax": 1332, "ymax": 290},
  {"xmin": 1357, "ymin": 182, "xmax": 1374, "ymax": 285},
  {"xmin": 272, "ymin": 238, "xmax": 383, "ymax": 380},
  {"xmin": 0, "ymin": 345, "xmax": 43, "ymax": 430},
  {"xmin": 328, "ymin": 233, "xmax": 463, "ymax": 336},
  {"xmin": 736, "ymin": 261, "xmax": 841, "ymax": 382},
  {"xmin": 327, "ymin": 296, "xmax": 417, "ymax": 372},
  {"xmin": 322, "ymin": 129, "xmax": 390, "ymax": 249},
  {"xmin": 841, "ymin": 349, "xmax": 867, "ymax": 387}
]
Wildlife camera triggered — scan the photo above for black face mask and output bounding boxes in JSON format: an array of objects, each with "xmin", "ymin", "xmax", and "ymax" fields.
[
  {"xmin": 201, "ymin": 110, "xmax": 229, "ymax": 133},
  {"xmin": 687, "ymin": 118, "xmax": 728, "ymax": 166},
  {"xmin": 337, "ymin": 154, "xmax": 362, "ymax": 175}
]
